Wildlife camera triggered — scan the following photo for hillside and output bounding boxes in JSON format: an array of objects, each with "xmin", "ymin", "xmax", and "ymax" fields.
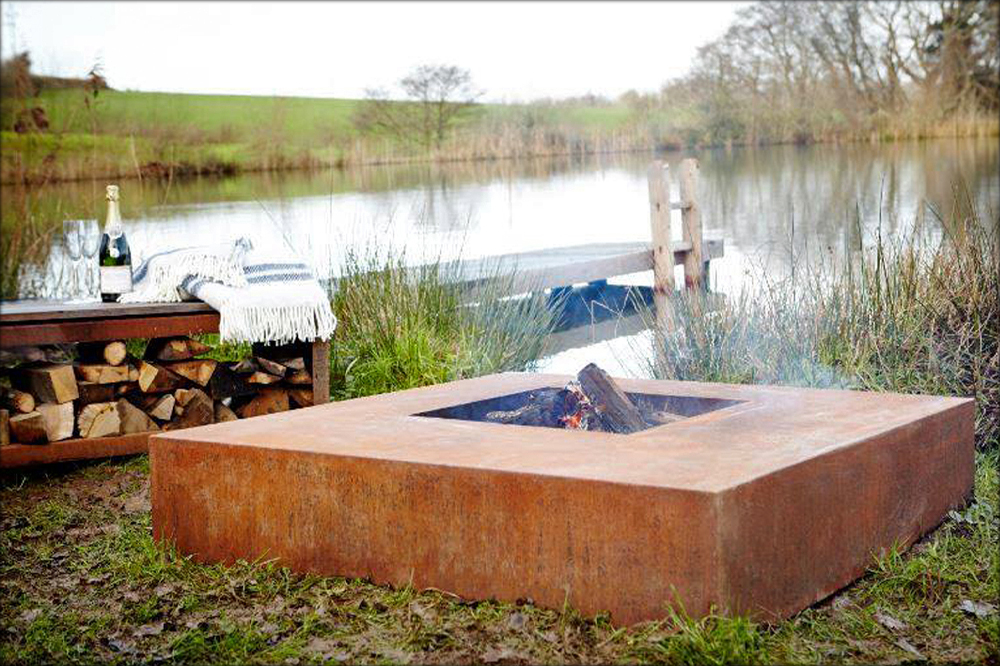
[{"xmin": 0, "ymin": 89, "xmax": 645, "ymax": 183}]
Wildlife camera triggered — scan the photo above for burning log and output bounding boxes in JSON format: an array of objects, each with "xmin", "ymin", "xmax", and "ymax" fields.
[
  {"xmin": 485, "ymin": 387, "xmax": 597, "ymax": 430},
  {"xmin": 576, "ymin": 363, "xmax": 646, "ymax": 434},
  {"xmin": 483, "ymin": 364, "xmax": 671, "ymax": 434}
]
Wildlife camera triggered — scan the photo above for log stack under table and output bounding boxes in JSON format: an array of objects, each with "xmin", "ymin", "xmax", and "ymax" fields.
[{"xmin": 0, "ymin": 337, "xmax": 321, "ymax": 448}]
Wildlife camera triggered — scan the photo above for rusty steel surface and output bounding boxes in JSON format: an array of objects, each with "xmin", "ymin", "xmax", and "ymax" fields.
[{"xmin": 150, "ymin": 373, "xmax": 975, "ymax": 625}]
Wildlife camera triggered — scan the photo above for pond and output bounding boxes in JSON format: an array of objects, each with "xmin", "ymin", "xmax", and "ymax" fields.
[{"xmin": 4, "ymin": 137, "xmax": 997, "ymax": 376}]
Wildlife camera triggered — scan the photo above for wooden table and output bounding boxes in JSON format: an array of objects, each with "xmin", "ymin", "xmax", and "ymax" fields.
[{"xmin": 0, "ymin": 300, "xmax": 330, "ymax": 469}]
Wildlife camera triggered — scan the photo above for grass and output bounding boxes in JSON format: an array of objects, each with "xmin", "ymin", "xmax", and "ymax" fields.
[
  {"xmin": 1, "ymin": 89, "xmax": 653, "ymax": 183},
  {"xmin": 329, "ymin": 244, "xmax": 559, "ymax": 399},
  {"xmin": 4, "ymin": 87, "xmax": 997, "ymax": 185},
  {"xmin": 1, "ymin": 454, "xmax": 994, "ymax": 664},
  {"xmin": 1, "ymin": 194, "xmax": 997, "ymax": 663},
  {"xmin": 630, "ymin": 189, "xmax": 998, "ymax": 452}
]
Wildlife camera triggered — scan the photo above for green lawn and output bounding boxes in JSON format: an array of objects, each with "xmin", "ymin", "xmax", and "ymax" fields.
[
  {"xmin": 0, "ymin": 89, "xmax": 646, "ymax": 182},
  {"xmin": 0, "ymin": 453, "xmax": 994, "ymax": 665}
]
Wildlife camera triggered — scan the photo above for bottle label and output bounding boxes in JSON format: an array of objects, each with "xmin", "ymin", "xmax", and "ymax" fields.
[{"xmin": 100, "ymin": 265, "xmax": 133, "ymax": 295}]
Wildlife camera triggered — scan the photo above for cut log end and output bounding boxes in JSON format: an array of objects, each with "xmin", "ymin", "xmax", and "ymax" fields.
[
  {"xmin": 77, "ymin": 340, "xmax": 127, "ymax": 366},
  {"xmin": 77, "ymin": 402, "xmax": 121, "ymax": 439},
  {"xmin": 164, "ymin": 389, "xmax": 214, "ymax": 431},
  {"xmin": 144, "ymin": 337, "xmax": 212, "ymax": 362},
  {"xmin": 1, "ymin": 387, "xmax": 36, "ymax": 414},
  {"xmin": 138, "ymin": 361, "xmax": 184, "ymax": 393},
  {"xmin": 237, "ymin": 388, "xmax": 289, "ymax": 418}
]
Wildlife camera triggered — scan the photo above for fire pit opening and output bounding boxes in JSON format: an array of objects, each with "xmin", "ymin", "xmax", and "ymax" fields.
[{"xmin": 415, "ymin": 387, "xmax": 742, "ymax": 434}]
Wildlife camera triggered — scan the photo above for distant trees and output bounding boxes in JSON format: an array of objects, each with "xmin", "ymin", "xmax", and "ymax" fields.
[
  {"xmin": 354, "ymin": 65, "xmax": 483, "ymax": 150},
  {"xmin": 658, "ymin": 1, "xmax": 999, "ymax": 145}
]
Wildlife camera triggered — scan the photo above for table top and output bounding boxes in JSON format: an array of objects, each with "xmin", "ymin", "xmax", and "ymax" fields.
[{"xmin": 0, "ymin": 300, "xmax": 216, "ymax": 324}]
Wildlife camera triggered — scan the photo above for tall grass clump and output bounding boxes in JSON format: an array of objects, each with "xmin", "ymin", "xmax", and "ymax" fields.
[
  {"xmin": 634, "ymin": 190, "xmax": 998, "ymax": 452},
  {"xmin": 330, "ymin": 245, "xmax": 558, "ymax": 399}
]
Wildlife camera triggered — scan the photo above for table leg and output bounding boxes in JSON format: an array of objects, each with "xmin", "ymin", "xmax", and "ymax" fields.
[{"xmin": 311, "ymin": 340, "xmax": 330, "ymax": 404}]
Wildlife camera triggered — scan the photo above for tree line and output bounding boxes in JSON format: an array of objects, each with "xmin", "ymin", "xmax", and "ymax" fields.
[{"xmin": 642, "ymin": 0, "xmax": 999, "ymax": 145}]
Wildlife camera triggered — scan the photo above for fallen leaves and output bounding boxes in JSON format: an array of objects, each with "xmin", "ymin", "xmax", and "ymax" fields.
[
  {"xmin": 874, "ymin": 611, "xmax": 907, "ymax": 632},
  {"xmin": 133, "ymin": 621, "xmax": 165, "ymax": 637},
  {"xmin": 303, "ymin": 636, "xmax": 350, "ymax": 662},
  {"xmin": 19, "ymin": 608, "xmax": 41, "ymax": 624},
  {"xmin": 958, "ymin": 599, "xmax": 996, "ymax": 619},
  {"xmin": 895, "ymin": 637, "xmax": 925, "ymax": 660}
]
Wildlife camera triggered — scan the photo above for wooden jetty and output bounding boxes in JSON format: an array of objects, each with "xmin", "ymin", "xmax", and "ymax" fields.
[{"xmin": 447, "ymin": 158, "xmax": 722, "ymax": 297}]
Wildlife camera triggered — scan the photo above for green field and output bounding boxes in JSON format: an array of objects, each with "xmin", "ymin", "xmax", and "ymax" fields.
[{"xmin": 0, "ymin": 89, "xmax": 648, "ymax": 183}]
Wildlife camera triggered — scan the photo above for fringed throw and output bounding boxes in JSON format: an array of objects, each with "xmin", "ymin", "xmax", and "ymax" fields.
[{"xmin": 121, "ymin": 238, "xmax": 336, "ymax": 344}]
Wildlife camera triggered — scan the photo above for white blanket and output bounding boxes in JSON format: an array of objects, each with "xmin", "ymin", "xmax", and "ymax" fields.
[{"xmin": 121, "ymin": 238, "xmax": 336, "ymax": 344}]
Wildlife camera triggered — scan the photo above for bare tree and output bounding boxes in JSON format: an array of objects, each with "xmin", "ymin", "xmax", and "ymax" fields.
[{"xmin": 355, "ymin": 65, "xmax": 483, "ymax": 150}]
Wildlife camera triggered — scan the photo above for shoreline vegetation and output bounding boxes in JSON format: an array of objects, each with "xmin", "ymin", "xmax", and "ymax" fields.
[
  {"xmin": 2, "ymin": 1, "xmax": 997, "ymax": 185},
  {"xmin": 1, "ymin": 88, "xmax": 996, "ymax": 185}
]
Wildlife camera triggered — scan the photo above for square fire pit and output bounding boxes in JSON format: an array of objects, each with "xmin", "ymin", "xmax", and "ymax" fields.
[{"xmin": 150, "ymin": 373, "xmax": 974, "ymax": 624}]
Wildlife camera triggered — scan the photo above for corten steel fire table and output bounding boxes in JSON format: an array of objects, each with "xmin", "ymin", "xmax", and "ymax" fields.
[{"xmin": 150, "ymin": 372, "xmax": 974, "ymax": 624}]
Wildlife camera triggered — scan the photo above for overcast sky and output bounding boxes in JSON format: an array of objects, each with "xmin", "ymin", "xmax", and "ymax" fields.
[{"xmin": 3, "ymin": 1, "xmax": 742, "ymax": 102}]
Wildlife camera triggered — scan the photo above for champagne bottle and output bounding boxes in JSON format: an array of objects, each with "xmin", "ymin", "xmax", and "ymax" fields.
[{"xmin": 99, "ymin": 184, "xmax": 133, "ymax": 303}]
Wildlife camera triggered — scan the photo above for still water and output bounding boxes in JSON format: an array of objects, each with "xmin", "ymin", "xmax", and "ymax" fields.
[{"xmin": 5, "ymin": 138, "xmax": 997, "ymax": 375}]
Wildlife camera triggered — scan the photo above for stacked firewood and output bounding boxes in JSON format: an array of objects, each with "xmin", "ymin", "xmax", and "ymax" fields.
[{"xmin": 0, "ymin": 337, "xmax": 316, "ymax": 446}]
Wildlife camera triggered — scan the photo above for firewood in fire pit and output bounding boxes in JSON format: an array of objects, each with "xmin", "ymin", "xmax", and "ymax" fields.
[
  {"xmin": 485, "ymin": 389, "xmax": 563, "ymax": 428},
  {"xmin": 481, "ymin": 364, "xmax": 656, "ymax": 433},
  {"xmin": 575, "ymin": 363, "xmax": 646, "ymax": 434}
]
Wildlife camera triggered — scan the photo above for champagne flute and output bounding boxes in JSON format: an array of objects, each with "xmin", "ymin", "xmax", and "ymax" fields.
[
  {"xmin": 62, "ymin": 220, "xmax": 84, "ymax": 301},
  {"xmin": 81, "ymin": 219, "xmax": 101, "ymax": 300}
]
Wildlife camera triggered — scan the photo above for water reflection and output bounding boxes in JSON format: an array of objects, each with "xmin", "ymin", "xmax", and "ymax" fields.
[{"xmin": 4, "ymin": 138, "xmax": 997, "ymax": 372}]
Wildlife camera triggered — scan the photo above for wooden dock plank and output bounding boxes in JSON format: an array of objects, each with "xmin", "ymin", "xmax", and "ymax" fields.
[{"xmin": 450, "ymin": 239, "xmax": 723, "ymax": 294}]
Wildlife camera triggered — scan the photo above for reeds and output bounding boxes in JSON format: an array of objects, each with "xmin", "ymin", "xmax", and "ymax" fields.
[
  {"xmin": 631, "ymin": 187, "xmax": 999, "ymax": 451},
  {"xmin": 329, "ymin": 244, "xmax": 558, "ymax": 399}
]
